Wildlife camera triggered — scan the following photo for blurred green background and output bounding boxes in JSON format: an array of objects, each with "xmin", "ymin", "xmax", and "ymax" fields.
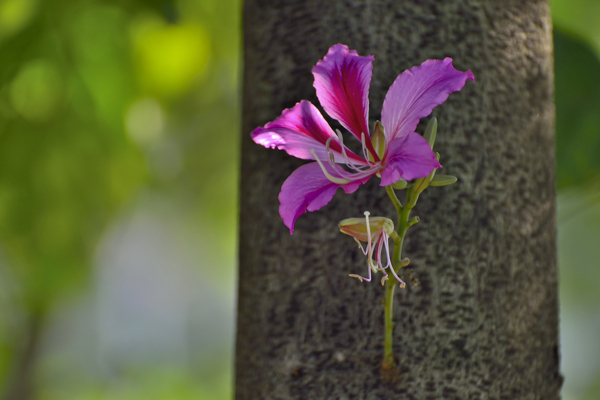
[{"xmin": 0, "ymin": 0, "xmax": 598, "ymax": 399}]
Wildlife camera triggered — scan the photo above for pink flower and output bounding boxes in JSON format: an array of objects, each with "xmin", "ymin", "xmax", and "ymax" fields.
[{"xmin": 252, "ymin": 44, "xmax": 474, "ymax": 234}]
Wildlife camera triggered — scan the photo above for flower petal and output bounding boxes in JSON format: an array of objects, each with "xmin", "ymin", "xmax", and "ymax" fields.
[
  {"xmin": 381, "ymin": 58, "xmax": 474, "ymax": 142},
  {"xmin": 251, "ymin": 100, "xmax": 367, "ymax": 165},
  {"xmin": 279, "ymin": 162, "xmax": 373, "ymax": 234},
  {"xmin": 312, "ymin": 44, "xmax": 374, "ymax": 142},
  {"xmin": 380, "ymin": 133, "xmax": 442, "ymax": 185}
]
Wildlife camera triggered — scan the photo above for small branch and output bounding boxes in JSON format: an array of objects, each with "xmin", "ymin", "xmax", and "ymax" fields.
[
  {"xmin": 385, "ymin": 186, "xmax": 402, "ymax": 215},
  {"xmin": 407, "ymin": 216, "xmax": 420, "ymax": 228}
]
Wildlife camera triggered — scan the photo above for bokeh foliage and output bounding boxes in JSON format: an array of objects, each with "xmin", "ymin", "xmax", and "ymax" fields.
[
  {"xmin": 0, "ymin": 0, "xmax": 239, "ymax": 398},
  {"xmin": 0, "ymin": 0, "xmax": 599, "ymax": 399},
  {"xmin": 0, "ymin": 0, "xmax": 145, "ymax": 311},
  {"xmin": 555, "ymin": 30, "xmax": 600, "ymax": 188}
]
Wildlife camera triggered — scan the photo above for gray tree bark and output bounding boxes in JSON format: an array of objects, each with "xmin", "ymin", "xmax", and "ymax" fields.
[{"xmin": 236, "ymin": 0, "xmax": 562, "ymax": 399}]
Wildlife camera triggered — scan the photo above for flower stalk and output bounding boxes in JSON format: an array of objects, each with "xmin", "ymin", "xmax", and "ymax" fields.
[{"xmin": 382, "ymin": 184, "xmax": 415, "ymax": 370}]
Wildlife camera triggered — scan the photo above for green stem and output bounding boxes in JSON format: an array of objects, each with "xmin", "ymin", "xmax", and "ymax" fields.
[
  {"xmin": 385, "ymin": 185, "xmax": 402, "ymax": 215},
  {"xmin": 382, "ymin": 186, "xmax": 414, "ymax": 370},
  {"xmin": 382, "ymin": 279, "xmax": 396, "ymax": 369}
]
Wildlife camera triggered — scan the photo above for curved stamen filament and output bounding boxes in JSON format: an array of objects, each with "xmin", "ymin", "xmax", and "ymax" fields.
[
  {"xmin": 335, "ymin": 130, "xmax": 362, "ymax": 172},
  {"xmin": 310, "ymin": 149, "xmax": 351, "ymax": 185},
  {"xmin": 382, "ymin": 232, "xmax": 406, "ymax": 287},
  {"xmin": 357, "ymin": 240, "xmax": 368, "ymax": 256},
  {"xmin": 349, "ymin": 211, "xmax": 404, "ymax": 286},
  {"xmin": 376, "ymin": 232, "xmax": 385, "ymax": 269},
  {"xmin": 350, "ymin": 217, "xmax": 373, "ymax": 282},
  {"xmin": 315, "ymin": 139, "xmax": 378, "ymax": 183},
  {"xmin": 364, "ymin": 211, "xmax": 373, "ymax": 267},
  {"xmin": 327, "ymin": 135, "xmax": 375, "ymax": 179},
  {"xmin": 360, "ymin": 133, "xmax": 375, "ymax": 167},
  {"xmin": 349, "ymin": 271, "xmax": 371, "ymax": 282},
  {"xmin": 364, "ymin": 211, "xmax": 380, "ymax": 274},
  {"xmin": 325, "ymin": 137, "xmax": 341, "ymax": 173},
  {"xmin": 325, "ymin": 137, "xmax": 336, "ymax": 166},
  {"xmin": 380, "ymin": 265, "xmax": 389, "ymax": 286}
]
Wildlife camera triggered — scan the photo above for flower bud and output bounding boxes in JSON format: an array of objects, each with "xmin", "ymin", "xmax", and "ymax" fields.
[
  {"xmin": 429, "ymin": 174, "xmax": 458, "ymax": 187},
  {"xmin": 339, "ymin": 214, "xmax": 395, "ymax": 243},
  {"xmin": 370, "ymin": 121, "xmax": 387, "ymax": 161},
  {"xmin": 423, "ymin": 117, "xmax": 437, "ymax": 149},
  {"xmin": 339, "ymin": 212, "xmax": 404, "ymax": 286},
  {"xmin": 391, "ymin": 178, "xmax": 408, "ymax": 189}
]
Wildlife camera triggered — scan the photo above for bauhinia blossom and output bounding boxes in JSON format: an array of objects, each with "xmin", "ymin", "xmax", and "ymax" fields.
[
  {"xmin": 252, "ymin": 44, "xmax": 474, "ymax": 234},
  {"xmin": 339, "ymin": 212, "xmax": 406, "ymax": 287}
]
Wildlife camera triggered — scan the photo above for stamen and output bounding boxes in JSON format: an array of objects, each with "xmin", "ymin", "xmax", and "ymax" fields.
[
  {"xmin": 376, "ymin": 231, "xmax": 385, "ymax": 270},
  {"xmin": 358, "ymin": 241, "xmax": 368, "ymax": 256},
  {"xmin": 352, "ymin": 237, "xmax": 369, "ymax": 256},
  {"xmin": 364, "ymin": 211, "xmax": 378, "ymax": 274},
  {"xmin": 319, "ymin": 139, "xmax": 377, "ymax": 182},
  {"xmin": 349, "ymin": 268, "xmax": 371, "ymax": 282},
  {"xmin": 325, "ymin": 137, "xmax": 336, "ymax": 166},
  {"xmin": 310, "ymin": 149, "xmax": 351, "ymax": 185},
  {"xmin": 382, "ymin": 232, "xmax": 394, "ymax": 270},
  {"xmin": 325, "ymin": 136, "xmax": 333, "ymax": 153},
  {"xmin": 349, "ymin": 219, "xmax": 374, "ymax": 282},
  {"xmin": 360, "ymin": 133, "xmax": 375, "ymax": 167},
  {"xmin": 382, "ymin": 234, "xmax": 406, "ymax": 287},
  {"xmin": 335, "ymin": 130, "xmax": 362, "ymax": 172},
  {"xmin": 368, "ymin": 257, "xmax": 378, "ymax": 273}
]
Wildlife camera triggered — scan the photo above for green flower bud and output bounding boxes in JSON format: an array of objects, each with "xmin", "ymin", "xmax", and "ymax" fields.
[
  {"xmin": 370, "ymin": 121, "xmax": 386, "ymax": 161},
  {"xmin": 391, "ymin": 178, "xmax": 408, "ymax": 189},
  {"xmin": 429, "ymin": 174, "xmax": 458, "ymax": 187},
  {"xmin": 423, "ymin": 117, "xmax": 437, "ymax": 149},
  {"xmin": 339, "ymin": 213, "xmax": 395, "ymax": 243}
]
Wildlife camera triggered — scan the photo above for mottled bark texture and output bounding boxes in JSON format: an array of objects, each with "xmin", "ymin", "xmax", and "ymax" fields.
[{"xmin": 237, "ymin": 1, "xmax": 561, "ymax": 399}]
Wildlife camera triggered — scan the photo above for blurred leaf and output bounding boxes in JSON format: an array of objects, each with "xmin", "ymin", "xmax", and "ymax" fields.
[
  {"xmin": 9, "ymin": 59, "xmax": 63, "ymax": 122},
  {"xmin": 552, "ymin": 0, "xmax": 600, "ymax": 56},
  {"xmin": 0, "ymin": 0, "xmax": 147, "ymax": 307},
  {"xmin": 0, "ymin": 0, "xmax": 239, "ymax": 397},
  {"xmin": 0, "ymin": 0, "xmax": 37, "ymax": 41},
  {"xmin": 131, "ymin": 16, "xmax": 211, "ymax": 98},
  {"xmin": 554, "ymin": 27, "xmax": 600, "ymax": 188}
]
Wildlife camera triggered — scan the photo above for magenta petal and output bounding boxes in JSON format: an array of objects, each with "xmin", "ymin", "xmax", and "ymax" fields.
[
  {"xmin": 381, "ymin": 58, "xmax": 474, "ymax": 142},
  {"xmin": 279, "ymin": 162, "xmax": 372, "ymax": 234},
  {"xmin": 312, "ymin": 44, "xmax": 374, "ymax": 141},
  {"xmin": 251, "ymin": 100, "xmax": 367, "ymax": 165},
  {"xmin": 380, "ymin": 133, "xmax": 442, "ymax": 185}
]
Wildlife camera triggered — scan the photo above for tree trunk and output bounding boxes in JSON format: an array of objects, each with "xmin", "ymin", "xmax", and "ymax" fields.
[{"xmin": 236, "ymin": 0, "xmax": 561, "ymax": 399}]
